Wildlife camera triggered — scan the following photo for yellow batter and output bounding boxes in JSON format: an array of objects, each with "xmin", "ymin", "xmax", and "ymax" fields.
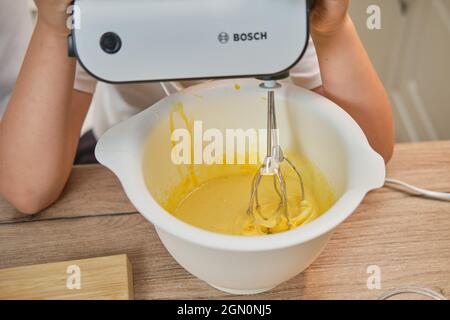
[
  {"xmin": 163, "ymin": 157, "xmax": 335, "ymax": 236},
  {"xmin": 149, "ymin": 101, "xmax": 336, "ymax": 236}
]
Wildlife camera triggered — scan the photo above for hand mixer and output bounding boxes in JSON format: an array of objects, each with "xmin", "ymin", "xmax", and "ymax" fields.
[
  {"xmin": 68, "ymin": 0, "xmax": 311, "ymax": 82},
  {"xmin": 69, "ymin": 0, "xmax": 313, "ymax": 222}
]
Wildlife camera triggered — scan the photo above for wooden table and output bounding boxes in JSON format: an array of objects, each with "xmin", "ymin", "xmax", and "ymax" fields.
[{"xmin": 1, "ymin": 141, "xmax": 449, "ymax": 300}]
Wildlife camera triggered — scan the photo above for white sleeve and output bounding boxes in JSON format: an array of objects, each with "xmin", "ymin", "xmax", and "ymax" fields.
[
  {"xmin": 74, "ymin": 63, "xmax": 97, "ymax": 94},
  {"xmin": 288, "ymin": 37, "xmax": 322, "ymax": 90}
]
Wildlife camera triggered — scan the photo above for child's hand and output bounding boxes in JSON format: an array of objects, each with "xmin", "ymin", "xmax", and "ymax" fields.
[
  {"xmin": 310, "ymin": 0, "xmax": 350, "ymax": 37},
  {"xmin": 34, "ymin": 0, "xmax": 73, "ymax": 36}
]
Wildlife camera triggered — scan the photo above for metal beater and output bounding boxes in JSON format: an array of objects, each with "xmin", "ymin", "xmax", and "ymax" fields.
[{"xmin": 247, "ymin": 79, "xmax": 305, "ymax": 227}]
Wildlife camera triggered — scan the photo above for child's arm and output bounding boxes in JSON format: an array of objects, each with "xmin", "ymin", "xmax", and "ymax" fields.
[
  {"xmin": 0, "ymin": 1, "xmax": 92, "ymax": 214},
  {"xmin": 310, "ymin": 0, "xmax": 394, "ymax": 163}
]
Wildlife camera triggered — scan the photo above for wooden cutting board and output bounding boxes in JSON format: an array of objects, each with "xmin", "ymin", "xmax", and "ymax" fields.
[{"xmin": 0, "ymin": 254, "xmax": 134, "ymax": 300}]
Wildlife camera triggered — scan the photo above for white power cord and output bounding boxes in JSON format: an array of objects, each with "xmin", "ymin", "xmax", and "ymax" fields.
[
  {"xmin": 160, "ymin": 81, "xmax": 185, "ymax": 97},
  {"xmin": 385, "ymin": 178, "xmax": 450, "ymax": 201},
  {"xmin": 160, "ymin": 82, "xmax": 171, "ymax": 97}
]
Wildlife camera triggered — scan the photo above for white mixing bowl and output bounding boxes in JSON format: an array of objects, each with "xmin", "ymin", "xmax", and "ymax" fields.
[{"xmin": 95, "ymin": 79, "xmax": 386, "ymax": 294}]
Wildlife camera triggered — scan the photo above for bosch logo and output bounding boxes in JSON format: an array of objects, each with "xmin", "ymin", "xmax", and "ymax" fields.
[
  {"xmin": 218, "ymin": 32, "xmax": 230, "ymax": 44},
  {"xmin": 218, "ymin": 32, "xmax": 268, "ymax": 44},
  {"xmin": 234, "ymin": 32, "xmax": 268, "ymax": 41}
]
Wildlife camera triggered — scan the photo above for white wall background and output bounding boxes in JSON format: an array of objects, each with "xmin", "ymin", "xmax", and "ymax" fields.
[{"xmin": 349, "ymin": 0, "xmax": 450, "ymax": 142}]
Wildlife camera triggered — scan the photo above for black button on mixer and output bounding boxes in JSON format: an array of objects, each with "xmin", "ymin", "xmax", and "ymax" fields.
[{"xmin": 100, "ymin": 32, "xmax": 122, "ymax": 54}]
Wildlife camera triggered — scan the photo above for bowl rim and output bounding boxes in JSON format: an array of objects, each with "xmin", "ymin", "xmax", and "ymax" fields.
[{"xmin": 96, "ymin": 79, "xmax": 386, "ymax": 252}]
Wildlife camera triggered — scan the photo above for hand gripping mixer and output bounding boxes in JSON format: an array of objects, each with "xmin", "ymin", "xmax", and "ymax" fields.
[{"xmin": 68, "ymin": 0, "xmax": 313, "ymax": 221}]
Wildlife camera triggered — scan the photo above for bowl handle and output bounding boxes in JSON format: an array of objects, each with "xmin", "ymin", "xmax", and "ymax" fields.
[
  {"xmin": 351, "ymin": 146, "xmax": 386, "ymax": 191},
  {"xmin": 94, "ymin": 129, "xmax": 125, "ymax": 171}
]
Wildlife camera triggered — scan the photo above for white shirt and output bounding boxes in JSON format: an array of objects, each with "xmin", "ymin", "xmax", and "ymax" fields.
[
  {"xmin": 76, "ymin": 38, "xmax": 322, "ymax": 138},
  {"xmin": 0, "ymin": 0, "xmax": 33, "ymax": 117}
]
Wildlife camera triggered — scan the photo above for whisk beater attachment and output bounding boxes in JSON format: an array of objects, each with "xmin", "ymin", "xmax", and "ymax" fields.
[{"xmin": 247, "ymin": 80, "xmax": 305, "ymax": 227}]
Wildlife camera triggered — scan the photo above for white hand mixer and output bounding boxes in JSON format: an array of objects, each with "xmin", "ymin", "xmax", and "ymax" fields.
[{"xmin": 68, "ymin": 0, "xmax": 311, "ymax": 83}]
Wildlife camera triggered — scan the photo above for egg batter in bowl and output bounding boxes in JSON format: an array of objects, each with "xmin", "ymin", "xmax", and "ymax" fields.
[
  {"xmin": 162, "ymin": 155, "xmax": 335, "ymax": 236},
  {"xmin": 146, "ymin": 103, "xmax": 336, "ymax": 236}
]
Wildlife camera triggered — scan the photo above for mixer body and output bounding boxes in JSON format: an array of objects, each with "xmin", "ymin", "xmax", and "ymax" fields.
[{"xmin": 69, "ymin": 0, "xmax": 311, "ymax": 83}]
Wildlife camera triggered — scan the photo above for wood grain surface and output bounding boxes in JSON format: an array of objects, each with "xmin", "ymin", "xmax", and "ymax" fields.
[
  {"xmin": 0, "ymin": 255, "xmax": 134, "ymax": 300},
  {"xmin": 0, "ymin": 141, "xmax": 449, "ymax": 300}
]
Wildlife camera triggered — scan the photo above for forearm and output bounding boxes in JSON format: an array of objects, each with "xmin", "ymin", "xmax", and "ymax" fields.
[
  {"xmin": 0, "ymin": 22, "xmax": 82, "ymax": 213},
  {"xmin": 312, "ymin": 15, "xmax": 394, "ymax": 162}
]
